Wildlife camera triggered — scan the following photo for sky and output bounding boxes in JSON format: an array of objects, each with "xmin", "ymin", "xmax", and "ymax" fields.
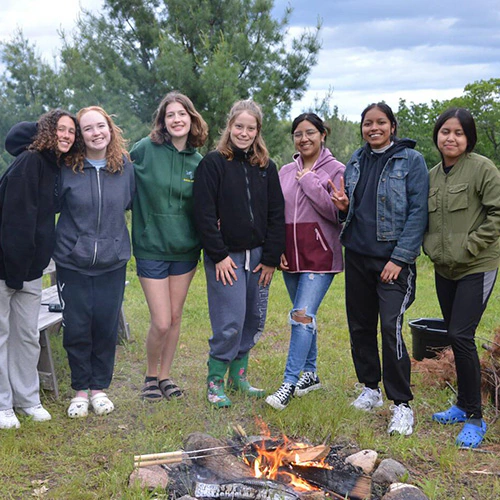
[{"xmin": 1, "ymin": 0, "xmax": 499, "ymax": 121}]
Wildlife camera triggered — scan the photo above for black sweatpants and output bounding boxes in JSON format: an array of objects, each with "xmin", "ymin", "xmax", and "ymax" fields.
[
  {"xmin": 345, "ymin": 249, "xmax": 415, "ymax": 403},
  {"xmin": 57, "ymin": 265, "xmax": 126, "ymax": 391},
  {"xmin": 435, "ymin": 270, "xmax": 497, "ymax": 419}
]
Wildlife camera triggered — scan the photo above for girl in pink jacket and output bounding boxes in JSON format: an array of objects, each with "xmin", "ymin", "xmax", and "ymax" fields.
[{"xmin": 266, "ymin": 113, "xmax": 344, "ymax": 410}]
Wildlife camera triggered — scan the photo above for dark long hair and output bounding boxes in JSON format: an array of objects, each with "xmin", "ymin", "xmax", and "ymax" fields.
[
  {"xmin": 433, "ymin": 107, "xmax": 477, "ymax": 154},
  {"xmin": 30, "ymin": 109, "xmax": 81, "ymax": 166},
  {"xmin": 360, "ymin": 102, "xmax": 398, "ymax": 138},
  {"xmin": 291, "ymin": 113, "xmax": 331, "ymax": 141}
]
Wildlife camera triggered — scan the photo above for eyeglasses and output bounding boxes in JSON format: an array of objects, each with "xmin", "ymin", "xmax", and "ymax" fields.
[{"xmin": 293, "ymin": 129, "xmax": 319, "ymax": 140}]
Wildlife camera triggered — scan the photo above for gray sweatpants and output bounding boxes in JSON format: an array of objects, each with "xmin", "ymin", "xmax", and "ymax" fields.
[
  {"xmin": 0, "ymin": 278, "xmax": 42, "ymax": 410},
  {"xmin": 204, "ymin": 248, "xmax": 270, "ymax": 363}
]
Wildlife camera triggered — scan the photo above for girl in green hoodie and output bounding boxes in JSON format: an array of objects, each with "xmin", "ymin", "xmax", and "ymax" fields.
[{"xmin": 131, "ymin": 92, "xmax": 208, "ymax": 401}]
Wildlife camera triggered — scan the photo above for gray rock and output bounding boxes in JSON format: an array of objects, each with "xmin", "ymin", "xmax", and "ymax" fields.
[
  {"xmin": 382, "ymin": 482, "xmax": 429, "ymax": 500},
  {"xmin": 128, "ymin": 465, "xmax": 169, "ymax": 490},
  {"xmin": 345, "ymin": 449, "xmax": 378, "ymax": 474},
  {"xmin": 372, "ymin": 458, "xmax": 408, "ymax": 485}
]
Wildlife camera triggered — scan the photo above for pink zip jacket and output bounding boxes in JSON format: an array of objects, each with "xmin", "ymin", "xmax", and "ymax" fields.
[{"xmin": 279, "ymin": 147, "xmax": 345, "ymax": 273}]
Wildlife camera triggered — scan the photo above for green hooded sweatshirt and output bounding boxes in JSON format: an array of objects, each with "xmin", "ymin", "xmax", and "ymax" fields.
[{"xmin": 131, "ymin": 137, "xmax": 203, "ymax": 261}]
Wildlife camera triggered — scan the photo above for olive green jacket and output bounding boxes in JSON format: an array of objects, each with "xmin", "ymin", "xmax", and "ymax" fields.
[{"xmin": 423, "ymin": 152, "xmax": 500, "ymax": 280}]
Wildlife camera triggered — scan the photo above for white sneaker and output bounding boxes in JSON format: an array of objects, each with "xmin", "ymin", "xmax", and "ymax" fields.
[
  {"xmin": 351, "ymin": 386, "xmax": 383, "ymax": 411},
  {"xmin": 388, "ymin": 404, "xmax": 414, "ymax": 436},
  {"xmin": 0, "ymin": 409, "xmax": 21, "ymax": 429},
  {"xmin": 16, "ymin": 404, "xmax": 52, "ymax": 422}
]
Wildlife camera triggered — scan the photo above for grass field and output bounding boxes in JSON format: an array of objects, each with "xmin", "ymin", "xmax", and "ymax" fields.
[{"xmin": 1, "ymin": 255, "xmax": 499, "ymax": 499}]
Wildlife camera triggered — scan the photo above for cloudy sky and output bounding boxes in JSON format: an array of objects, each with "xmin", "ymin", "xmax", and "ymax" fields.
[{"xmin": 1, "ymin": 0, "xmax": 499, "ymax": 121}]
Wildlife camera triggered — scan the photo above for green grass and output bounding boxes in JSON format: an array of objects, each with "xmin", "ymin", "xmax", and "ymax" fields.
[{"xmin": 1, "ymin": 255, "xmax": 499, "ymax": 499}]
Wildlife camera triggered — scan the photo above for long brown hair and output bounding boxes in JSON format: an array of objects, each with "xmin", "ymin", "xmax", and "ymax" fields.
[
  {"xmin": 30, "ymin": 109, "xmax": 82, "ymax": 166},
  {"xmin": 217, "ymin": 100, "xmax": 269, "ymax": 168},
  {"xmin": 150, "ymin": 91, "xmax": 208, "ymax": 148},
  {"xmin": 73, "ymin": 106, "xmax": 130, "ymax": 173}
]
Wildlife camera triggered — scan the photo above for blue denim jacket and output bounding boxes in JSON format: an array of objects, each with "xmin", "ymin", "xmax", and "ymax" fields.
[{"xmin": 341, "ymin": 144, "xmax": 429, "ymax": 264}]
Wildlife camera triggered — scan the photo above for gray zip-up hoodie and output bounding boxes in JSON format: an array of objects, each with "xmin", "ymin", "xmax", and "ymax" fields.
[{"xmin": 53, "ymin": 160, "xmax": 135, "ymax": 275}]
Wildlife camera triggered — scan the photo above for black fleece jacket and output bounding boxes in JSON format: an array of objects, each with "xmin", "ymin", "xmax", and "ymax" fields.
[
  {"xmin": 193, "ymin": 148, "xmax": 285, "ymax": 266},
  {"xmin": 0, "ymin": 140, "xmax": 59, "ymax": 289}
]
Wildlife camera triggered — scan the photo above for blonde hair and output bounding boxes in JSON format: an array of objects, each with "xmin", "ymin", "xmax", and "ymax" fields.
[
  {"xmin": 216, "ymin": 100, "xmax": 269, "ymax": 167},
  {"xmin": 150, "ymin": 91, "xmax": 208, "ymax": 148},
  {"xmin": 74, "ymin": 106, "xmax": 130, "ymax": 173}
]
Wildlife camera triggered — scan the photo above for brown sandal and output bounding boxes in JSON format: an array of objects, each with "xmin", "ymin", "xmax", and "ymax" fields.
[
  {"xmin": 140, "ymin": 379, "xmax": 162, "ymax": 401},
  {"xmin": 159, "ymin": 378, "xmax": 184, "ymax": 400}
]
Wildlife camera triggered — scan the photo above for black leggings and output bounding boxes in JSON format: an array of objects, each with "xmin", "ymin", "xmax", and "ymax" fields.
[{"xmin": 435, "ymin": 270, "xmax": 497, "ymax": 419}]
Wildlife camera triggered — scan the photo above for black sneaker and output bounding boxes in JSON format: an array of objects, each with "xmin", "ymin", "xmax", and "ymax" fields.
[
  {"xmin": 294, "ymin": 372, "xmax": 321, "ymax": 397},
  {"xmin": 265, "ymin": 383, "xmax": 295, "ymax": 411}
]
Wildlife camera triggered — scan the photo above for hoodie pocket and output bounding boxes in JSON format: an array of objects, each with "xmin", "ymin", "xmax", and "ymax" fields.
[
  {"xmin": 140, "ymin": 213, "xmax": 199, "ymax": 255},
  {"xmin": 286, "ymin": 222, "xmax": 333, "ymax": 271}
]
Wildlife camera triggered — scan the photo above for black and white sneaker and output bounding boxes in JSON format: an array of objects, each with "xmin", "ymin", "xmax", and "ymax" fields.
[
  {"xmin": 265, "ymin": 383, "xmax": 295, "ymax": 411},
  {"xmin": 294, "ymin": 372, "xmax": 322, "ymax": 397}
]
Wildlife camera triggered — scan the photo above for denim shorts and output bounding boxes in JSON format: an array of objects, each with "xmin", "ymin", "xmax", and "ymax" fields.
[{"xmin": 136, "ymin": 258, "xmax": 198, "ymax": 279}]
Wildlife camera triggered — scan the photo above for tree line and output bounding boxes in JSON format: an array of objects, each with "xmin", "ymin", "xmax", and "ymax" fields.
[{"xmin": 1, "ymin": 0, "xmax": 499, "ymax": 174}]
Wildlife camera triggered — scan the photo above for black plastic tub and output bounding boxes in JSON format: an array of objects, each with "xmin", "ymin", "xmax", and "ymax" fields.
[{"xmin": 408, "ymin": 318, "xmax": 451, "ymax": 361}]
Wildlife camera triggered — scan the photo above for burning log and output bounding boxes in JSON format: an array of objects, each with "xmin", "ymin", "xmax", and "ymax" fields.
[
  {"xmin": 184, "ymin": 432, "xmax": 255, "ymax": 480},
  {"xmin": 194, "ymin": 478, "xmax": 300, "ymax": 500},
  {"xmin": 289, "ymin": 464, "xmax": 371, "ymax": 500}
]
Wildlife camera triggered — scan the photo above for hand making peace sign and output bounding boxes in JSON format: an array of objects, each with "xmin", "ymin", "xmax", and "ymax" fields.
[{"xmin": 328, "ymin": 176, "xmax": 349, "ymax": 212}]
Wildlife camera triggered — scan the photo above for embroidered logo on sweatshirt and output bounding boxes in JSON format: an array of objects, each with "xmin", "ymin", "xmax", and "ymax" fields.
[{"xmin": 183, "ymin": 170, "xmax": 194, "ymax": 182}]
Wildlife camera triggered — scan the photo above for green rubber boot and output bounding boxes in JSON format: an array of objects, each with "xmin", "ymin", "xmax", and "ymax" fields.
[
  {"xmin": 207, "ymin": 356, "xmax": 232, "ymax": 408},
  {"xmin": 227, "ymin": 353, "xmax": 266, "ymax": 398}
]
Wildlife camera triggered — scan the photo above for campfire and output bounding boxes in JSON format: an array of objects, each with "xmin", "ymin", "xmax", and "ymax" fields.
[{"xmin": 134, "ymin": 426, "xmax": 372, "ymax": 499}]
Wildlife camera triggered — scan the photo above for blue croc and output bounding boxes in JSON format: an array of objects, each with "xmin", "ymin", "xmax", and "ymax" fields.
[
  {"xmin": 432, "ymin": 405, "xmax": 467, "ymax": 425},
  {"xmin": 456, "ymin": 420, "xmax": 487, "ymax": 449}
]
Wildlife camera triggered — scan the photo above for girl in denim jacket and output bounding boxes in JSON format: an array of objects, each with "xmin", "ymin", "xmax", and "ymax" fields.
[{"xmin": 331, "ymin": 103, "xmax": 428, "ymax": 436}]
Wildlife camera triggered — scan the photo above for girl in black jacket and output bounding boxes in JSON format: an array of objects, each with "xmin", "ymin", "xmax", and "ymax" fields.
[
  {"xmin": 193, "ymin": 100, "xmax": 285, "ymax": 408},
  {"xmin": 0, "ymin": 110, "xmax": 79, "ymax": 429}
]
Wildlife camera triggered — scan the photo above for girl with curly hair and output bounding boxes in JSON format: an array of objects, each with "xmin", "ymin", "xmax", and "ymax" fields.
[
  {"xmin": 1, "ymin": 109, "xmax": 79, "ymax": 429},
  {"xmin": 131, "ymin": 92, "xmax": 208, "ymax": 401},
  {"xmin": 54, "ymin": 106, "xmax": 135, "ymax": 419}
]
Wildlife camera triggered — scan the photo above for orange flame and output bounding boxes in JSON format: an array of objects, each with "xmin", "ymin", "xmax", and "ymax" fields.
[{"xmin": 243, "ymin": 433, "xmax": 332, "ymax": 492}]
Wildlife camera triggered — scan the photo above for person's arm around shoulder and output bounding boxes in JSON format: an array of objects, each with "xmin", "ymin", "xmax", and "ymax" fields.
[{"xmin": 1, "ymin": 152, "xmax": 43, "ymax": 289}]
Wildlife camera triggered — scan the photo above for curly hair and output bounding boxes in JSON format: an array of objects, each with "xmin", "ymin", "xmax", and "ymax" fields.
[
  {"xmin": 217, "ymin": 100, "xmax": 269, "ymax": 168},
  {"xmin": 150, "ymin": 91, "xmax": 208, "ymax": 148},
  {"xmin": 73, "ymin": 106, "xmax": 130, "ymax": 173},
  {"xmin": 29, "ymin": 109, "xmax": 81, "ymax": 166}
]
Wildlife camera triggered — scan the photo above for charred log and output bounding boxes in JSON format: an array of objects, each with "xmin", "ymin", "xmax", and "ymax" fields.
[
  {"xmin": 289, "ymin": 464, "xmax": 371, "ymax": 500},
  {"xmin": 194, "ymin": 478, "xmax": 300, "ymax": 500}
]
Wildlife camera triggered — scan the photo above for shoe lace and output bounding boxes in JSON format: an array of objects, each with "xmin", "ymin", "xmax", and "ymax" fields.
[
  {"xmin": 275, "ymin": 383, "xmax": 293, "ymax": 400},
  {"xmin": 298, "ymin": 372, "xmax": 313, "ymax": 387}
]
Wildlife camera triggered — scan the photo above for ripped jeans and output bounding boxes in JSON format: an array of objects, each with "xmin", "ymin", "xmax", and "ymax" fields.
[{"xmin": 282, "ymin": 272, "xmax": 335, "ymax": 384}]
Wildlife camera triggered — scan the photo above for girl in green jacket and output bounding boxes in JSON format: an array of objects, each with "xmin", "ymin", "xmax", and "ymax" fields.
[
  {"xmin": 131, "ymin": 92, "xmax": 208, "ymax": 401},
  {"xmin": 424, "ymin": 107, "xmax": 500, "ymax": 448}
]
